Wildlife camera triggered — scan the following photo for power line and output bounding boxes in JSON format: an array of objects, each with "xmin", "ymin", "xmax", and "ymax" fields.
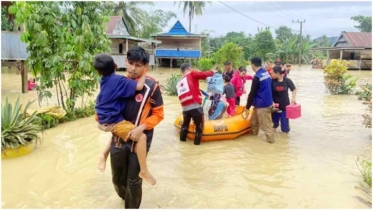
[
  {"xmin": 253, "ymin": 1, "xmax": 292, "ymax": 21},
  {"xmin": 273, "ymin": 1, "xmax": 304, "ymax": 20},
  {"xmin": 273, "ymin": 1, "xmax": 304, "ymax": 19},
  {"xmin": 265, "ymin": 1, "xmax": 296, "ymax": 21},
  {"xmin": 219, "ymin": 1, "xmax": 302, "ymax": 37},
  {"xmin": 218, "ymin": 1, "xmax": 275, "ymax": 29}
]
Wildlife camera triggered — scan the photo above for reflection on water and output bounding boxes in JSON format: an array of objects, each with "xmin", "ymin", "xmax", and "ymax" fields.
[{"xmin": 1, "ymin": 66, "xmax": 372, "ymax": 208}]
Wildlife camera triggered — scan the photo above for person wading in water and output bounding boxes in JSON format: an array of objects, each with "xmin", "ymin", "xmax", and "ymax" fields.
[
  {"xmin": 177, "ymin": 63, "xmax": 216, "ymax": 145},
  {"xmin": 271, "ymin": 66, "xmax": 297, "ymax": 133},
  {"xmin": 245, "ymin": 57, "xmax": 275, "ymax": 143},
  {"xmin": 109, "ymin": 46, "xmax": 164, "ymax": 209}
]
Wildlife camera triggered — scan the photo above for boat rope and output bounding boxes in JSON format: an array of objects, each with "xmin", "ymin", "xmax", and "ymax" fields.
[{"xmin": 240, "ymin": 109, "xmax": 250, "ymax": 120}]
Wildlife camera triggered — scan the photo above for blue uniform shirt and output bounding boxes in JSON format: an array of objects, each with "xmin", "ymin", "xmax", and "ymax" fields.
[
  {"xmin": 95, "ymin": 74, "xmax": 137, "ymax": 124},
  {"xmin": 253, "ymin": 68, "xmax": 273, "ymax": 108}
]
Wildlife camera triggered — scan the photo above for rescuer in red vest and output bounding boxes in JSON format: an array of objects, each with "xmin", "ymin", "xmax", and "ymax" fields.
[{"xmin": 176, "ymin": 63, "xmax": 216, "ymax": 145}]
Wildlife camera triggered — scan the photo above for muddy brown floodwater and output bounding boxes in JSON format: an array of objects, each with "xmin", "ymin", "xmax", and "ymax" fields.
[{"xmin": 1, "ymin": 66, "xmax": 372, "ymax": 208}]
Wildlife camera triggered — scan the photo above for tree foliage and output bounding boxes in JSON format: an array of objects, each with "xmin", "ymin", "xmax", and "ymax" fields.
[
  {"xmin": 253, "ymin": 29, "xmax": 276, "ymax": 59},
  {"xmin": 99, "ymin": 1, "xmax": 175, "ymax": 38},
  {"xmin": 9, "ymin": 1, "xmax": 111, "ymax": 110},
  {"xmin": 351, "ymin": 15, "xmax": 372, "ymax": 32},
  {"xmin": 1, "ymin": 7, "xmax": 14, "ymax": 31},
  {"xmin": 201, "ymin": 24, "xmax": 334, "ymax": 65},
  {"xmin": 138, "ymin": 10, "xmax": 176, "ymax": 38},
  {"xmin": 275, "ymin": 26, "xmax": 294, "ymax": 41},
  {"xmin": 100, "ymin": 1, "xmax": 154, "ymax": 37},
  {"xmin": 211, "ymin": 42, "xmax": 246, "ymax": 69},
  {"xmin": 175, "ymin": 1, "xmax": 211, "ymax": 32}
]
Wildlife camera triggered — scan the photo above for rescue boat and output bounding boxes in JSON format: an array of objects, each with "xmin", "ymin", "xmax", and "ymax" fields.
[{"xmin": 174, "ymin": 106, "xmax": 253, "ymax": 142}]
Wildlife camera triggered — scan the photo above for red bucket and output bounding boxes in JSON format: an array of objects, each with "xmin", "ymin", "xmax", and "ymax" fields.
[{"xmin": 286, "ymin": 103, "xmax": 301, "ymax": 119}]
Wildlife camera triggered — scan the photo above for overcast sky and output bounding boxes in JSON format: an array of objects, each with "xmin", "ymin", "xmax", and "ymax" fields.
[{"xmin": 142, "ymin": 1, "xmax": 372, "ymax": 38}]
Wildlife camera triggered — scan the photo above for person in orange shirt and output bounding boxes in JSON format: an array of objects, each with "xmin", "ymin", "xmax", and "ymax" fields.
[
  {"xmin": 93, "ymin": 52, "xmax": 157, "ymax": 188},
  {"xmin": 97, "ymin": 47, "xmax": 164, "ymax": 209}
]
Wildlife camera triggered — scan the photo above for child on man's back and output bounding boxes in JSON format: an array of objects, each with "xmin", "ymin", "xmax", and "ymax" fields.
[{"xmin": 94, "ymin": 53, "xmax": 156, "ymax": 185}]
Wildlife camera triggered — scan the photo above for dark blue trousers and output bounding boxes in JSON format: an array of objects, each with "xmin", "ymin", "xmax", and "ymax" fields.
[{"xmin": 272, "ymin": 110, "xmax": 290, "ymax": 133}]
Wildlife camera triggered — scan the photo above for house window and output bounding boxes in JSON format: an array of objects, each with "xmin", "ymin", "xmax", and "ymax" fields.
[{"xmin": 119, "ymin": 43, "xmax": 123, "ymax": 54}]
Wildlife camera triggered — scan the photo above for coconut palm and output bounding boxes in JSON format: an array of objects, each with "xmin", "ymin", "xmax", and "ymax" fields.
[
  {"xmin": 175, "ymin": 1, "xmax": 211, "ymax": 32},
  {"xmin": 300, "ymin": 39, "xmax": 317, "ymax": 64},
  {"xmin": 101, "ymin": 1, "xmax": 154, "ymax": 36}
]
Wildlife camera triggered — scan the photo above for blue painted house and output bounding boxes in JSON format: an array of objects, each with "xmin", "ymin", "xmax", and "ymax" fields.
[{"xmin": 151, "ymin": 21, "xmax": 206, "ymax": 67}]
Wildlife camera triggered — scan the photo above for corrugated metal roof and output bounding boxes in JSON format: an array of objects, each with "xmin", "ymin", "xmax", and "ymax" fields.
[
  {"xmin": 1, "ymin": 32, "xmax": 29, "ymax": 60},
  {"xmin": 334, "ymin": 32, "xmax": 372, "ymax": 48},
  {"xmin": 152, "ymin": 21, "xmax": 204, "ymax": 37},
  {"xmin": 309, "ymin": 47, "xmax": 366, "ymax": 51},
  {"xmin": 155, "ymin": 49, "xmax": 201, "ymax": 58}
]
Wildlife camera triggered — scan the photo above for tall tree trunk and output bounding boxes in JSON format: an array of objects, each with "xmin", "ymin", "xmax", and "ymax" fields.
[{"xmin": 189, "ymin": 7, "xmax": 192, "ymax": 32}]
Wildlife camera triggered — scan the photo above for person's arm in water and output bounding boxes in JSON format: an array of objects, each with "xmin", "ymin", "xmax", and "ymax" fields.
[
  {"xmin": 191, "ymin": 70, "xmax": 214, "ymax": 80},
  {"xmin": 287, "ymin": 78, "xmax": 297, "ymax": 104},
  {"xmin": 245, "ymin": 76, "xmax": 260, "ymax": 110},
  {"xmin": 136, "ymin": 71, "xmax": 146, "ymax": 90}
]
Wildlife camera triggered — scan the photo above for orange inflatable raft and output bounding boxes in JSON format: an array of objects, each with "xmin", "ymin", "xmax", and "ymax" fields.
[{"xmin": 174, "ymin": 106, "xmax": 253, "ymax": 142}]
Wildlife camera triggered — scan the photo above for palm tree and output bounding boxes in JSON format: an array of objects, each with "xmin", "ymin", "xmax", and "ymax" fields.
[
  {"xmin": 102, "ymin": 1, "xmax": 154, "ymax": 36},
  {"xmin": 175, "ymin": 1, "xmax": 211, "ymax": 32}
]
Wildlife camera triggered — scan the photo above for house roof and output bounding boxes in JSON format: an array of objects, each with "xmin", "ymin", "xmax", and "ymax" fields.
[
  {"xmin": 309, "ymin": 47, "xmax": 366, "ymax": 51},
  {"xmin": 151, "ymin": 21, "xmax": 205, "ymax": 37},
  {"xmin": 333, "ymin": 31, "xmax": 372, "ymax": 48},
  {"xmin": 105, "ymin": 16, "xmax": 131, "ymax": 36}
]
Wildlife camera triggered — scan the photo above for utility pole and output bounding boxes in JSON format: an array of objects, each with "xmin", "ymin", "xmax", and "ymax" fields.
[{"xmin": 293, "ymin": 20, "xmax": 306, "ymax": 67}]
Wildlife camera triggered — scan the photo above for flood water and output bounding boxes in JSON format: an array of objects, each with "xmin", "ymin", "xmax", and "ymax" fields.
[{"xmin": 1, "ymin": 66, "xmax": 372, "ymax": 208}]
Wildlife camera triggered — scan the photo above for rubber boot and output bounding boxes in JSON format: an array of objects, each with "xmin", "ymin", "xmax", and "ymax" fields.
[
  {"xmin": 180, "ymin": 127, "xmax": 188, "ymax": 141},
  {"xmin": 194, "ymin": 133, "xmax": 202, "ymax": 145}
]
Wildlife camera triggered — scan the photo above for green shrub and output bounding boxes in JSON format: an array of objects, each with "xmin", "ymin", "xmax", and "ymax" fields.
[
  {"xmin": 37, "ymin": 114, "xmax": 59, "ymax": 129},
  {"xmin": 198, "ymin": 58, "xmax": 213, "ymax": 71},
  {"xmin": 324, "ymin": 60, "xmax": 358, "ymax": 94},
  {"xmin": 164, "ymin": 73, "xmax": 182, "ymax": 96},
  {"xmin": 1, "ymin": 97, "xmax": 43, "ymax": 150},
  {"xmin": 356, "ymin": 83, "xmax": 372, "ymax": 101},
  {"xmin": 211, "ymin": 42, "xmax": 247, "ymax": 69}
]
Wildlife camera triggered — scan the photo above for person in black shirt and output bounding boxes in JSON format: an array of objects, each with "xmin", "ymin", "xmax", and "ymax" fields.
[
  {"xmin": 271, "ymin": 66, "xmax": 297, "ymax": 133},
  {"xmin": 223, "ymin": 60, "xmax": 235, "ymax": 81}
]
